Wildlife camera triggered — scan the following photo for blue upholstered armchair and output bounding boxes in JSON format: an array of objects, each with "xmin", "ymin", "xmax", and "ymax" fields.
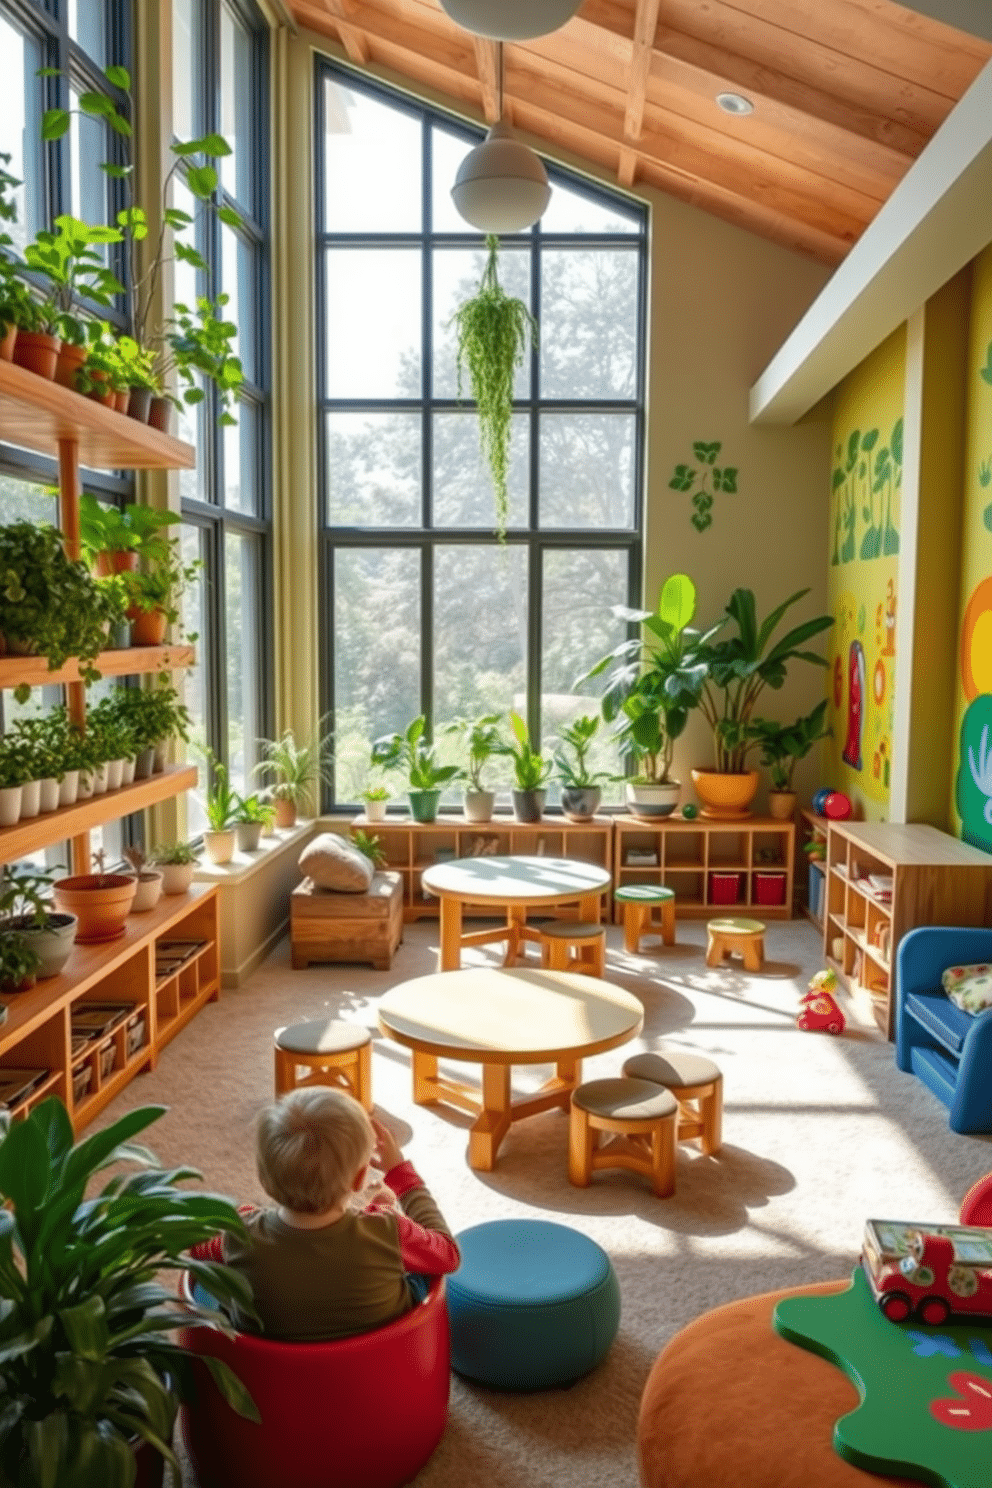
[{"xmin": 896, "ymin": 926, "xmax": 992, "ymax": 1134}]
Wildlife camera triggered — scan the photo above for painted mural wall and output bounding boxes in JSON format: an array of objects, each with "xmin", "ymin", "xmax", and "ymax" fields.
[
  {"xmin": 951, "ymin": 244, "xmax": 992, "ymax": 854},
  {"xmin": 825, "ymin": 329, "xmax": 905, "ymax": 820}
]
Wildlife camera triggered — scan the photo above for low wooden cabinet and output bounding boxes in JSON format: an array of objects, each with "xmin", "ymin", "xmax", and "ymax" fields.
[
  {"xmin": 351, "ymin": 814, "xmax": 614, "ymax": 922},
  {"xmin": 613, "ymin": 816, "xmax": 795, "ymax": 920},
  {"xmin": 822, "ymin": 821, "xmax": 992, "ymax": 1039}
]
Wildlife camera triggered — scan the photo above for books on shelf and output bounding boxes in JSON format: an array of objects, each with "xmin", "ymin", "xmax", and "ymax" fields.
[
  {"xmin": 625, "ymin": 849, "xmax": 659, "ymax": 866},
  {"xmin": 70, "ymin": 1003, "xmax": 135, "ymax": 1039},
  {"xmin": 0, "ymin": 1068, "xmax": 49, "ymax": 1111}
]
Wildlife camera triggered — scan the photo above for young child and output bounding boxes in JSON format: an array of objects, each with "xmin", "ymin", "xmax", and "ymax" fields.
[{"xmin": 190, "ymin": 1087, "xmax": 460, "ymax": 1342}]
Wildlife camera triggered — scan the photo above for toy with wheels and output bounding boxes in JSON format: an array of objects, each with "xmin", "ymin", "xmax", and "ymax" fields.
[
  {"xmin": 798, "ymin": 970, "xmax": 845, "ymax": 1034},
  {"xmin": 865, "ymin": 1229, "xmax": 992, "ymax": 1326}
]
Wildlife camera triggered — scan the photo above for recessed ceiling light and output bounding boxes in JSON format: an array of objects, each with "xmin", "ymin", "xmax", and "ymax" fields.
[{"xmin": 716, "ymin": 92, "xmax": 754, "ymax": 116}]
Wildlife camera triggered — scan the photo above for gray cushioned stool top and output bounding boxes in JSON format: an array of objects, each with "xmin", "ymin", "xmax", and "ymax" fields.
[
  {"xmin": 539, "ymin": 921, "xmax": 606, "ymax": 940},
  {"xmin": 274, "ymin": 1018, "xmax": 371, "ymax": 1054},
  {"xmin": 572, "ymin": 1077, "xmax": 677, "ymax": 1121},
  {"xmin": 623, "ymin": 1050, "xmax": 721, "ymax": 1090}
]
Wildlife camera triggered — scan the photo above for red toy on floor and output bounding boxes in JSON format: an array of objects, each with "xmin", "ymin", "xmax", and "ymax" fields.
[{"xmin": 797, "ymin": 968, "xmax": 846, "ymax": 1035}]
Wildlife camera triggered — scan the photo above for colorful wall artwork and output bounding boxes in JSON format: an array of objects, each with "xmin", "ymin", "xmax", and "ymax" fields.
[
  {"xmin": 825, "ymin": 329, "xmax": 905, "ymax": 818},
  {"xmin": 668, "ymin": 441, "xmax": 738, "ymax": 531},
  {"xmin": 951, "ymin": 245, "xmax": 992, "ymax": 854}
]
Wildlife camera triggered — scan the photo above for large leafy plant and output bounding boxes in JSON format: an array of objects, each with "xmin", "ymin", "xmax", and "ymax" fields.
[
  {"xmin": 753, "ymin": 699, "xmax": 831, "ymax": 791},
  {"xmin": 450, "ymin": 235, "xmax": 536, "ymax": 541},
  {"xmin": 0, "ymin": 523, "xmax": 111, "ymax": 699},
  {"xmin": 254, "ymin": 721, "xmax": 334, "ymax": 809},
  {"xmin": 0, "ymin": 1097, "xmax": 257, "ymax": 1488},
  {"xmin": 444, "ymin": 713, "xmax": 504, "ymax": 792},
  {"xmin": 497, "ymin": 710, "xmax": 553, "ymax": 791},
  {"xmin": 695, "ymin": 588, "xmax": 834, "ymax": 774},
  {"xmin": 371, "ymin": 715, "xmax": 461, "ymax": 792}
]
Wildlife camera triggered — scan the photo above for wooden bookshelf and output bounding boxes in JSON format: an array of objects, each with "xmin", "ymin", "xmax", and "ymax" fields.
[{"xmin": 614, "ymin": 815, "xmax": 795, "ymax": 919}]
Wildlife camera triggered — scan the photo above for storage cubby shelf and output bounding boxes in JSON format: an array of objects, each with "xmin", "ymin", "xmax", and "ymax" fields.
[{"xmin": 614, "ymin": 815, "xmax": 795, "ymax": 919}]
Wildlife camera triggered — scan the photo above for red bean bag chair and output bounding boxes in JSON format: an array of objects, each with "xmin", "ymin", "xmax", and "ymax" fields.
[{"xmin": 177, "ymin": 1273, "xmax": 450, "ymax": 1488}]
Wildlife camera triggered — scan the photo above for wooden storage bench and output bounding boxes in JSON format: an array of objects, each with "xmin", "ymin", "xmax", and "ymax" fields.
[{"xmin": 291, "ymin": 871, "xmax": 403, "ymax": 971}]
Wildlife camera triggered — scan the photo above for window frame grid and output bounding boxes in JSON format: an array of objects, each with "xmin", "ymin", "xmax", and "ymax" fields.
[{"xmin": 315, "ymin": 57, "xmax": 647, "ymax": 811}]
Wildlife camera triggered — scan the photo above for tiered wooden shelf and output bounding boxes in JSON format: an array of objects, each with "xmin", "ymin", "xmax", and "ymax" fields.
[
  {"xmin": 613, "ymin": 815, "xmax": 795, "ymax": 919},
  {"xmin": 0, "ymin": 359, "xmax": 211, "ymax": 1129},
  {"xmin": 351, "ymin": 813, "xmax": 614, "ymax": 921},
  {"xmin": 822, "ymin": 821, "xmax": 992, "ymax": 1039}
]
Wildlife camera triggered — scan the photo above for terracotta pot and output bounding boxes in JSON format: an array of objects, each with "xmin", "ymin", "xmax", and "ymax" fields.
[
  {"xmin": 274, "ymin": 797, "xmax": 298, "ymax": 829},
  {"xmin": 690, "ymin": 768, "xmax": 761, "ymax": 820},
  {"xmin": 54, "ymin": 342, "xmax": 88, "ymax": 389},
  {"xmin": 113, "ymin": 389, "xmax": 129, "ymax": 412},
  {"xmin": 126, "ymin": 386, "xmax": 153, "ymax": 423},
  {"xmin": 768, "ymin": 789, "xmax": 797, "ymax": 821},
  {"xmin": 1, "ymin": 321, "xmax": 17, "ymax": 361},
  {"xmin": 148, "ymin": 396, "xmax": 176, "ymax": 434},
  {"xmin": 131, "ymin": 607, "xmax": 168, "ymax": 646},
  {"xmin": 87, "ymin": 370, "xmax": 115, "ymax": 407},
  {"xmin": 52, "ymin": 874, "xmax": 138, "ymax": 943},
  {"xmin": 95, "ymin": 549, "xmax": 139, "ymax": 577},
  {"xmin": 12, "ymin": 330, "xmax": 60, "ymax": 379},
  {"xmin": 160, "ymin": 861, "xmax": 197, "ymax": 895}
]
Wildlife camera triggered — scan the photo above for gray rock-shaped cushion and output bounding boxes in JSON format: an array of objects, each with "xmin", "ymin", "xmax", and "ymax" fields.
[{"xmin": 298, "ymin": 833, "xmax": 373, "ymax": 893}]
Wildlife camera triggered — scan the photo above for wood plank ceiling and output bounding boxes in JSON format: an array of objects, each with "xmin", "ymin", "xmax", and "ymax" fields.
[{"xmin": 285, "ymin": 0, "xmax": 991, "ymax": 264}]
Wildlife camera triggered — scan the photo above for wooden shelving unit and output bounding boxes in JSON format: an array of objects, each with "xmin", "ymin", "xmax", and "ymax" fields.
[
  {"xmin": 800, "ymin": 808, "xmax": 828, "ymax": 932},
  {"xmin": 0, "ymin": 362, "xmax": 212, "ymax": 1129},
  {"xmin": 822, "ymin": 821, "xmax": 992, "ymax": 1039},
  {"xmin": 351, "ymin": 813, "xmax": 614, "ymax": 922},
  {"xmin": 613, "ymin": 815, "xmax": 795, "ymax": 919}
]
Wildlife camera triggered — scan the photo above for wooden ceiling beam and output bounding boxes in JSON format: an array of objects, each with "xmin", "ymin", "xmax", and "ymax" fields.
[
  {"xmin": 313, "ymin": 0, "xmax": 370, "ymax": 64},
  {"xmin": 473, "ymin": 38, "xmax": 500, "ymax": 124},
  {"xmin": 624, "ymin": 0, "xmax": 662, "ymax": 141}
]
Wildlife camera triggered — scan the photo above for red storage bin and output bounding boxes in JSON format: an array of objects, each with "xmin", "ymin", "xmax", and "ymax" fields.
[
  {"xmin": 709, "ymin": 871, "xmax": 742, "ymax": 905},
  {"xmin": 754, "ymin": 871, "xmax": 787, "ymax": 906}
]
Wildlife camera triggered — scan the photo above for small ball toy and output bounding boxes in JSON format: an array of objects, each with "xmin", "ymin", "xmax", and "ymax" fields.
[
  {"xmin": 812, "ymin": 787, "xmax": 833, "ymax": 815},
  {"xmin": 824, "ymin": 791, "xmax": 852, "ymax": 820},
  {"xmin": 681, "ymin": 803, "xmax": 698, "ymax": 820}
]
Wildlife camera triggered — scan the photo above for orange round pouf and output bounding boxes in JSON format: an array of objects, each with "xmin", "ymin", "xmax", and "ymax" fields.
[{"xmin": 637, "ymin": 1281, "xmax": 916, "ymax": 1488}]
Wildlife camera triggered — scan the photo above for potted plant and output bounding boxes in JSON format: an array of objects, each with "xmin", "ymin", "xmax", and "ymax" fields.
[
  {"xmin": 52, "ymin": 852, "xmax": 138, "ymax": 943},
  {"xmin": 446, "ymin": 713, "xmax": 503, "ymax": 823},
  {"xmin": 752, "ymin": 700, "xmax": 831, "ymax": 820},
  {"xmin": 582, "ymin": 573, "xmax": 713, "ymax": 819},
  {"xmin": 10, "ymin": 213, "xmax": 123, "ymax": 380},
  {"xmin": 0, "ymin": 1096, "xmax": 258, "ymax": 1488},
  {"xmin": 149, "ymin": 839, "xmax": 200, "ymax": 894},
  {"xmin": 0, "ymin": 864, "xmax": 78, "ymax": 978},
  {"xmin": 497, "ymin": 710, "xmax": 553, "ymax": 823},
  {"xmin": 79, "ymin": 494, "xmax": 181, "ymax": 576},
  {"xmin": 0, "ymin": 522, "xmax": 112, "ymax": 695},
  {"xmin": 200, "ymin": 753, "xmax": 239, "ymax": 864},
  {"xmin": 351, "ymin": 828, "xmax": 388, "ymax": 869},
  {"xmin": 123, "ymin": 846, "xmax": 165, "ymax": 913},
  {"xmin": 254, "ymin": 721, "xmax": 334, "ymax": 828},
  {"xmin": 692, "ymin": 587, "xmax": 834, "ymax": 819},
  {"xmin": 449, "ymin": 234, "xmax": 536, "ymax": 542},
  {"xmin": 553, "ymin": 714, "xmax": 608, "ymax": 822},
  {"xmin": 0, "ymin": 929, "xmax": 40, "ymax": 994},
  {"xmin": 0, "ymin": 743, "xmax": 27, "ymax": 826},
  {"xmin": 86, "ymin": 696, "xmax": 137, "ymax": 791},
  {"xmin": 232, "ymin": 792, "xmax": 275, "ymax": 853},
  {"xmin": 371, "ymin": 715, "xmax": 461, "ymax": 824},
  {"xmin": 0, "ymin": 152, "xmax": 23, "ymax": 361},
  {"xmin": 360, "ymin": 783, "xmax": 390, "ymax": 823},
  {"xmin": 6, "ymin": 714, "xmax": 68, "ymax": 814},
  {"xmin": 98, "ymin": 572, "xmax": 133, "ymax": 649}
]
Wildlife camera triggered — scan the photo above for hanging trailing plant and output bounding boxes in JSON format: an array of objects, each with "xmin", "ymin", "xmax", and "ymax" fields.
[{"xmin": 450, "ymin": 234, "xmax": 536, "ymax": 541}]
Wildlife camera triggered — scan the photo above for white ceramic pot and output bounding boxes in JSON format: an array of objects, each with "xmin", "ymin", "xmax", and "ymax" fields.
[
  {"xmin": 0, "ymin": 785, "xmax": 22, "ymax": 826},
  {"xmin": 203, "ymin": 829, "xmax": 235, "ymax": 866},
  {"xmin": 363, "ymin": 797, "xmax": 388, "ymax": 823},
  {"xmin": 463, "ymin": 789, "xmax": 495, "ymax": 823},
  {"xmin": 19, "ymin": 778, "xmax": 41, "ymax": 819},
  {"xmin": 38, "ymin": 777, "xmax": 60, "ymax": 813},
  {"xmin": 129, "ymin": 870, "xmax": 164, "ymax": 913},
  {"xmin": 106, "ymin": 758, "xmax": 125, "ymax": 791},
  {"xmin": 625, "ymin": 780, "xmax": 681, "ymax": 819},
  {"xmin": 58, "ymin": 770, "xmax": 80, "ymax": 806},
  {"xmin": 92, "ymin": 763, "xmax": 109, "ymax": 795},
  {"xmin": 12, "ymin": 913, "xmax": 77, "ymax": 978},
  {"xmin": 160, "ymin": 861, "xmax": 197, "ymax": 895},
  {"xmin": 120, "ymin": 756, "xmax": 136, "ymax": 786}
]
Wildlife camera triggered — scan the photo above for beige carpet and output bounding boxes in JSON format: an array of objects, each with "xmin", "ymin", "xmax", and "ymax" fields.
[{"xmin": 100, "ymin": 915, "xmax": 992, "ymax": 1487}]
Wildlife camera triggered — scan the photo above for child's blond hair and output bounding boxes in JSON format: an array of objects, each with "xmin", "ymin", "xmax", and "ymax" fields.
[{"xmin": 255, "ymin": 1087, "xmax": 374, "ymax": 1214}]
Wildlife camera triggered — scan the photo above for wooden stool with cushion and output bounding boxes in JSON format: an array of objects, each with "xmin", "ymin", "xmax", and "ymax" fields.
[
  {"xmin": 705, "ymin": 915, "xmax": 765, "ymax": 971},
  {"xmin": 637, "ymin": 1281, "xmax": 914, "ymax": 1488},
  {"xmin": 614, "ymin": 885, "xmax": 676, "ymax": 953},
  {"xmin": 568, "ymin": 1077, "xmax": 677, "ymax": 1197},
  {"xmin": 622, "ymin": 1049, "xmax": 723, "ymax": 1155},
  {"xmin": 539, "ymin": 920, "xmax": 607, "ymax": 977},
  {"xmin": 274, "ymin": 1017, "xmax": 373, "ymax": 1109}
]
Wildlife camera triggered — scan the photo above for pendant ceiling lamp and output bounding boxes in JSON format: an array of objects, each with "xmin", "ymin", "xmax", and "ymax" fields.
[
  {"xmin": 451, "ymin": 46, "xmax": 551, "ymax": 232},
  {"xmin": 439, "ymin": 0, "xmax": 582, "ymax": 40}
]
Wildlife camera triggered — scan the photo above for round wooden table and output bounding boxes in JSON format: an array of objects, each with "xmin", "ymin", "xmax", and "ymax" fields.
[
  {"xmin": 420, "ymin": 854, "xmax": 612, "ymax": 971},
  {"xmin": 378, "ymin": 966, "xmax": 644, "ymax": 1171}
]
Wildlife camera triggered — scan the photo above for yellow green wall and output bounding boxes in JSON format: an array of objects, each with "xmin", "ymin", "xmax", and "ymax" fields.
[
  {"xmin": 951, "ymin": 244, "xmax": 992, "ymax": 853},
  {"xmin": 825, "ymin": 329, "xmax": 905, "ymax": 819}
]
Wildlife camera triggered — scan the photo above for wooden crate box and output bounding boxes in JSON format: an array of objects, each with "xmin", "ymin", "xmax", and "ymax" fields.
[{"xmin": 290, "ymin": 871, "xmax": 403, "ymax": 971}]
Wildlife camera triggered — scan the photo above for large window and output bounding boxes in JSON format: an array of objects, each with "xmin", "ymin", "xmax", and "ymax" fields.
[
  {"xmin": 175, "ymin": 0, "xmax": 272, "ymax": 806},
  {"xmin": 316, "ymin": 63, "xmax": 647, "ymax": 808}
]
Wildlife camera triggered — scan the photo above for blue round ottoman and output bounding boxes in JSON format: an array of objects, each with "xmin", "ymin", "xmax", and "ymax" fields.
[{"xmin": 448, "ymin": 1219, "xmax": 621, "ymax": 1391}]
